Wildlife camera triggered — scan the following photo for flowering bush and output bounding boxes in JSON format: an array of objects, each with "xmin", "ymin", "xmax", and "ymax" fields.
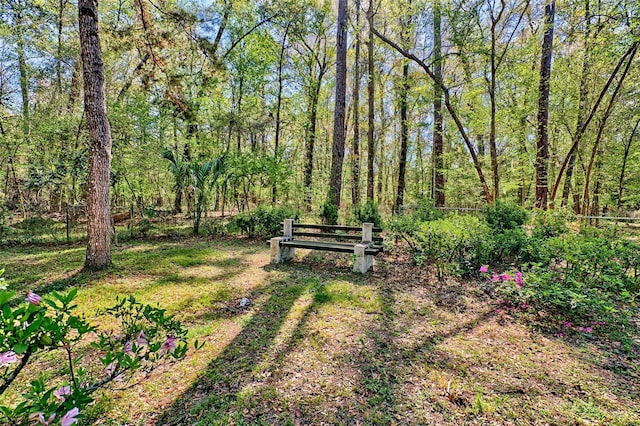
[
  {"xmin": 0, "ymin": 269, "xmax": 200, "ymax": 425},
  {"xmin": 480, "ymin": 247, "xmax": 639, "ymax": 337}
]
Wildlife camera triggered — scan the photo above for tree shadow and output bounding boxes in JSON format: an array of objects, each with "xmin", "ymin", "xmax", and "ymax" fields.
[{"xmin": 156, "ymin": 276, "xmax": 308, "ymax": 425}]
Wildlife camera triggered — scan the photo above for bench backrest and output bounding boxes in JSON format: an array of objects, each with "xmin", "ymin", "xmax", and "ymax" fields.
[{"xmin": 282, "ymin": 219, "xmax": 383, "ymax": 243}]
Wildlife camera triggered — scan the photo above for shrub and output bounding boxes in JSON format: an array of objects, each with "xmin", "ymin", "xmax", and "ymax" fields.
[
  {"xmin": 137, "ymin": 218, "xmax": 152, "ymax": 237},
  {"xmin": 0, "ymin": 271, "xmax": 199, "ymax": 424},
  {"xmin": 481, "ymin": 234, "xmax": 640, "ymax": 336},
  {"xmin": 413, "ymin": 215, "xmax": 490, "ymax": 278},
  {"xmin": 412, "ymin": 197, "xmax": 444, "ymax": 222},
  {"xmin": 201, "ymin": 218, "xmax": 229, "ymax": 236},
  {"xmin": 320, "ymin": 201, "xmax": 338, "ymax": 225},
  {"xmin": 532, "ymin": 209, "xmax": 571, "ymax": 239},
  {"xmin": 232, "ymin": 205, "xmax": 300, "ymax": 238},
  {"xmin": 484, "ymin": 201, "xmax": 529, "ymax": 232},
  {"xmin": 351, "ymin": 200, "xmax": 382, "ymax": 227}
]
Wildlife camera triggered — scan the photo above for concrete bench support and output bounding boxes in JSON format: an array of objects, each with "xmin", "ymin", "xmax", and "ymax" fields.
[
  {"xmin": 353, "ymin": 223, "xmax": 375, "ymax": 273},
  {"xmin": 270, "ymin": 219, "xmax": 295, "ymax": 263},
  {"xmin": 353, "ymin": 243, "xmax": 374, "ymax": 273}
]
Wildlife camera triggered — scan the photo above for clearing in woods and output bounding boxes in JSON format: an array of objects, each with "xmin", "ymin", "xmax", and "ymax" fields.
[{"xmin": 0, "ymin": 237, "xmax": 638, "ymax": 425}]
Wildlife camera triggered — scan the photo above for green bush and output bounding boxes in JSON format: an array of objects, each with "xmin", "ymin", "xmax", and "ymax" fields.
[
  {"xmin": 412, "ymin": 197, "xmax": 444, "ymax": 222},
  {"xmin": 484, "ymin": 201, "xmax": 529, "ymax": 232},
  {"xmin": 413, "ymin": 215, "xmax": 490, "ymax": 278},
  {"xmin": 13, "ymin": 216, "xmax": 59, "ymax": 243},
  {"xmin": 320, "ymin": 201, "xmax": 338, "ymax": 225},
  {"xmin": 487, "ymin": 233, "xmax": 640, "ymax": 336},
  {"xmin": 232, "ymin": 205, "xmax": 300, "ymax": 238},
  {"xmin": 532, "ymin": 209, "xmax": 571, "ymax": 239},
  {"xmin": 351, "ymin": 200, "xmax": 382, "ymax": 227},
  {"xmin": 201, "ymin": 219, "xmax": 229, "ymax": 236}
]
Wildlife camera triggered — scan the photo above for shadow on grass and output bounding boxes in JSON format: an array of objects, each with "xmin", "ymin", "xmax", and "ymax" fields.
[{"xmin": 156, "ymin": 277, "xmax": 308, "ymax": 425}]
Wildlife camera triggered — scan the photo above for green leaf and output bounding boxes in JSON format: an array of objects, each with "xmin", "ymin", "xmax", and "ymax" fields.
[{"xmin": 13, "ymin": 343, "xmax": 28, "ymax": 354}]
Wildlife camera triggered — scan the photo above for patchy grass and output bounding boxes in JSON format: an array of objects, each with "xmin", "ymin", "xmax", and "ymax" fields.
[{"xmin": 0, "ymin": 239, "xmax": 638, "ymax": 425}]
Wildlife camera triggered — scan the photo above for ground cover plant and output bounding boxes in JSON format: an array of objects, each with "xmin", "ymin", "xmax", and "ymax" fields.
[{"xmin": 0, "ymin": 221, "xmax": 638, "ymax": 425}]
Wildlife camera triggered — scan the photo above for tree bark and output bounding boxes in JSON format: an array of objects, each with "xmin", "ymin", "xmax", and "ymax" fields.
[
  {"xmin": 351, "ymin": 0, "xmax": 362, "ymax": 206},
  {"xmin": 328, "ymin": 0, "xmax": 348, "ymax": 208},
  {"xmin": 395, "ymin": 61, "xmax": 409, "ymax": 212},
  {"xmin": 366, "ymin": 0, "xmax": 375, "ymax": 201},
  {"xmin": 433, "ymin": 0, "xmax": 445, "ymax": 207},
  {"xmin": 80, "ymin": 0, "xmax": 113, "ymax": 270},
  {"xmin": 534, "ymin": 0, "xmax": 555, "ymax": 209}
]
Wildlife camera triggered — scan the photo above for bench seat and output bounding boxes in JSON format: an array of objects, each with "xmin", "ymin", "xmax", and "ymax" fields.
[{"xmin": 280, "ymin": 239, "xmax": 383, "ymax": 255}]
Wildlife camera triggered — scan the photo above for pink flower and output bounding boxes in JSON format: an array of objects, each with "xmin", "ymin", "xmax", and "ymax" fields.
[
  {"xmin": 161, "ymin": 335, "xmax": 177, "ymax": 354},
  {"xmin": 123, "ymin": 341, "xmax": 133, "ymax": 354},
  {"xmin": 136, "ymin": 331, "xmax": 147, "ymax": 346},
  {"xmin": 0, "ymin": 351, "xmax": 17, "ymax": 366},
  {"xmin": 479, "ymin": 265, "xmax": 489, "ymax": 273},
  {"xmin": 37, "ymin": 412, "xmax": 56, "ymax": 425},
  {"xmin": 515, "ymin": 272, "xmax": 524, "ymax": 287},
  {"xmin": 60, "ymin": 407, "xmax": 79, "ymax": 426},
  {"xmin": 500, "ymin": 273, "xmax": 512, "ymax": 282},
  {"xmin": 54, "ymin": 385, "xmax": 72, "ymax": 401},
  {"xmin": 491, "ymin": 273, "xmax": 500, "ymax": 282},
  {"xmin": 25, "ymin": 291, "xmax": 41, "ymax": 305},
  {"xmin": 561, "ymin": 320, "xmax": 572, "ymax": 328},
  {"xmin": 585, "ymin": 327, "xmax": 593, "ymax": 333}
]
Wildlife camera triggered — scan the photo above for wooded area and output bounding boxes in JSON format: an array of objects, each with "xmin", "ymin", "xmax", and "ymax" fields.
[{"xmin": 1, "ymin": 0, "xmax": 639, "ymax": 249}]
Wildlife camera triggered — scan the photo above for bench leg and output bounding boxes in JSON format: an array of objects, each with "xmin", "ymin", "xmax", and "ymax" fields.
[
  {"xmin": 353, "ymin": 244, "xmax": 374, "ymax": 273},
  {"xmin": 270, "ymin": 237, "xmax": 295, "ymax": 263}
]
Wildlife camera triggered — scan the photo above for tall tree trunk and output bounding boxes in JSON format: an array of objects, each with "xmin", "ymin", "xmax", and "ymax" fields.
[
  {"xmin": 617, "ymin": 119, "xmax": 639, "ymax": 209},
  {"xmin": 351, "ymin": 0, "xmax": 362, "ymax": 206},
  {"xmin": 80, "ymin": 0, "xmax": 113, "ymax": 270},
  {"xmin": 488, "ymin": 3, "xmax": 503, "ymax": 201},
  {"xmin": 433, "ymin": 0, "xmax": 445, "ymax": 207},
  {"xmin": 561, "ymin": 0, "xmax": 590, "ymax": 208},
  {"xmin": 273, "ymin": 24, "xmax": 289, "ymax": 204},
  {"xmin": 15, "ymin": 6, "xmax": 29, "ymax": 139},
  {"xmin": 303, "ymin": 62, "xmax": 326, "ymax": 211},
  {"xmin": 395, "ymin": 61, "xmax": 409, "ymax": 213},
  {"xmin": 366, "ymin": 0, "xmax": 375, "ymax": 201},
  {"xmin": 582, "ymin": 44, "xmax": 637, "ymax": 214},
  {"xmin": 56, "ymin": 0, "xmax": 66, "ymax": 95},
  {"xmin": 328, "ymin": 0, "xmax": 348, "ymax": 209},
  {"xmin": 534, "ymin": 0, "xmax": 555, "ymax": 209}
]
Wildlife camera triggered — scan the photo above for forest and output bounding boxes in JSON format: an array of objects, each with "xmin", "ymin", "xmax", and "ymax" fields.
[
  {"xmin": 1, "ymin": 0, "xmax": 638, "ymax": 224},
  {"xmin": 0, "ymin": 0, "xmax": 639, "ymax": 424}
]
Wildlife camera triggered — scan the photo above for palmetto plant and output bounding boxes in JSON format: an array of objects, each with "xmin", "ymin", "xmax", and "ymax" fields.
[
  {"xmin": 189, "ymin": 156, "xmax": 226, "ymax": 235},
  {"xmin": 162, "ymin": 149, "xmax": 189, "ymax": 214}
]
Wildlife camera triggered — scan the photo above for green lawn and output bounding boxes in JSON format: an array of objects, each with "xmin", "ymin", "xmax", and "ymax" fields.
[{"xmin": 1, "ymin": 237, "xmax": 638, "ymax": 425}]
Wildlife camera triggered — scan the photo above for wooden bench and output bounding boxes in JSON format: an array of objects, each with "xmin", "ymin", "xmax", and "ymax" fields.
[{"xmin": 270, "ymin": 219, "xmax": 383, "ymax": 273}]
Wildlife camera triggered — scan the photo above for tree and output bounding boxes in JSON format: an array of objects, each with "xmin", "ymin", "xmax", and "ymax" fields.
[
  {"xmin": 534, "ymin": 0, "xmax": 555, "ymax": 209},
  {"xmin": 327, "ymin": 0, "xmax": 348, "ymax": 212},
  {"xmin": 79, "ymin": 0, "xmax": 113, "ymax": 270},
  {"xmin": 433, "ymin": 0, "xmax": 444, "ymax": 207},
  {"xmin": 366, "ymin": 0, "xmax": 375, "ymax": 201}
]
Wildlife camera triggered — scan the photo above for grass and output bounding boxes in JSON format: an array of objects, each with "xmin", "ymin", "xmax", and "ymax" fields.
[{"xmin": 0, "ymin": 237, "xmax": 639, "ymax": 425}]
